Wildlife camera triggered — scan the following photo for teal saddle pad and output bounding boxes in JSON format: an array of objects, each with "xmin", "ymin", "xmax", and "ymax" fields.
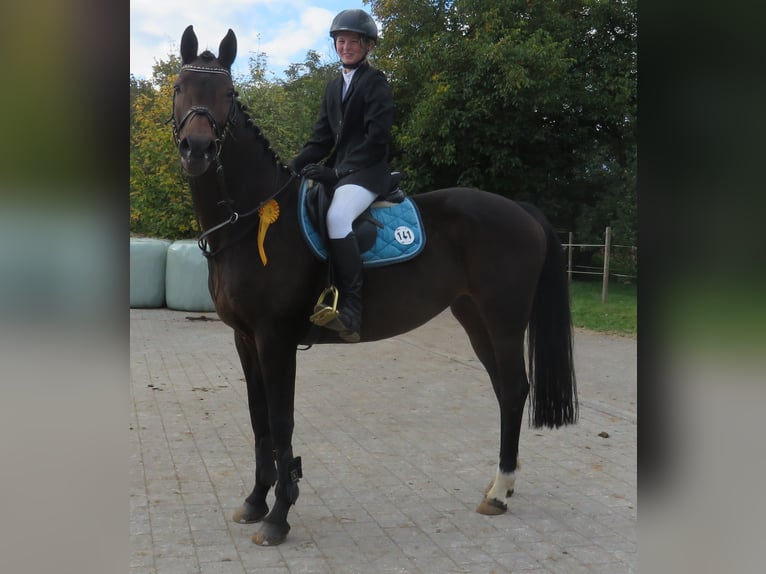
[{"xmin": 298, "ymin": 179, "xmax": 426, "ymax": 268}]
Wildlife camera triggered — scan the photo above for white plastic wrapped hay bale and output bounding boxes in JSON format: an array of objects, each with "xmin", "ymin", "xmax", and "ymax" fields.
[
  {"xmin": 165, "ymin": 240, "xmax": 216, "ymax": 312},
  {"xmin": 130, "ymin": 238, "xmax": 172, "ymax": 308}
]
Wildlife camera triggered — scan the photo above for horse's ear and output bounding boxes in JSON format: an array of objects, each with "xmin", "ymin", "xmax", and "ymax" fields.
[
  {"xmin": 180, "ymin": 25, "xmax": 198, "ymax": 64},
  {"xmin": 218, "ymin": 29, "xmax": 237, "ymax": 71}
]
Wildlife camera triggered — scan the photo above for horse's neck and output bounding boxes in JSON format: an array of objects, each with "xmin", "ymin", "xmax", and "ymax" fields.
[
  {"xmin": 189, "ymin": 118, "xmax": 295, "ymax": 245},
  {"xmin": 189, "ymin": 170, "xmax": 225, "ymax": 232}
]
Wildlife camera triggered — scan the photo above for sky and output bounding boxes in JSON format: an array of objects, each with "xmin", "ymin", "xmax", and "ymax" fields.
[{"xmin": 130, "ymin": 0, "xmax": 373, "ymax": 81}]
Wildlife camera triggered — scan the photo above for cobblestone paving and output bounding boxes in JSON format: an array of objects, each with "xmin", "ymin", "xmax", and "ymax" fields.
[{"xmin": 130, "ymin": 308, "xmax": 636, "ymax": 573}]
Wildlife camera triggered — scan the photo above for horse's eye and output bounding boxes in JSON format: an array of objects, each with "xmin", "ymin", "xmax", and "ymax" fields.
[{"xmin": 173, "ymin": 84, "xmax": 181, "ymax": 93}]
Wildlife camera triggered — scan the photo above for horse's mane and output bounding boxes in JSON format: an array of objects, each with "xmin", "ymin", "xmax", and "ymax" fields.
[{"xmin": 235, "ymin": 97, "xmax": 290, "ymax": 173}]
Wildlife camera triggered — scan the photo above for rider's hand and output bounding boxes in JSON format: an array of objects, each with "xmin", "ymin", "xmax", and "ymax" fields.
[{"xmin": 301, "ymin": 164, "xmax": 338, "ymax": 185}]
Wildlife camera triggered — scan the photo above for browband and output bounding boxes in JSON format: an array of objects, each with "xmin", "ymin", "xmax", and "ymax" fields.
[{"xmin": 180, "ymin": 64, "xmax": 231, "ymax": 77}]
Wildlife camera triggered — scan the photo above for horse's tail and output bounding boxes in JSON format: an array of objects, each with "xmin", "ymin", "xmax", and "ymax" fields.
[{"xmin": 519, "ymin": 202, "xmax": 578, "ymax": 428}]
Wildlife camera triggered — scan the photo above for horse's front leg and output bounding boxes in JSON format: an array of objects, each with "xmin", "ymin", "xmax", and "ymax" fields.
[
  {"xmin": 232, "ymin": 332, "xmax": 277, "ymax": 524},
  {"xmin": 251, "ymin": 328, "xmax": 302, "ymax": 547}
]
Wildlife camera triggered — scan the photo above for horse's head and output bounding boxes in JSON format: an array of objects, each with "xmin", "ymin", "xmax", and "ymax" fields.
[{"xmin": 171, "ymin": 25, "xmax": 238, "ymax": 177}]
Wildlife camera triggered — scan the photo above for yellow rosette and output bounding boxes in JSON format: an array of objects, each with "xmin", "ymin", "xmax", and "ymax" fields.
[{"xmin": 257, "ymin": 199, "xmax": 280, "ymax": 265}]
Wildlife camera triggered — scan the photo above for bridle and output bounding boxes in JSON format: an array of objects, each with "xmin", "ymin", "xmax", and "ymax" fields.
[
  {"xmin": 169, "ymin": 64, "xmax": 237, "ymax": 164},
  {"xmin": 169, "ymin": 63, "xmax": 296, "ymax": 259}
]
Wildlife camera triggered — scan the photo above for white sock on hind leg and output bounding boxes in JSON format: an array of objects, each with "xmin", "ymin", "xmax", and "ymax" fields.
[{"xmin": 486, "ymin": 467, "xmax": 516, "ymax": 502}]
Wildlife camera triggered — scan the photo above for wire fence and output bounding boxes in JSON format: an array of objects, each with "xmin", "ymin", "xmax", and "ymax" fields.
[{"xmin": 562, "ymin": 227, "xmax": 637, "ymax": 303}]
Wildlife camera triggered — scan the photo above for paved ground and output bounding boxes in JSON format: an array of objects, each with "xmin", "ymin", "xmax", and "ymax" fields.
[{"xmin": 130, "ymin": 308, "xmax": 636, "ymax": 574}]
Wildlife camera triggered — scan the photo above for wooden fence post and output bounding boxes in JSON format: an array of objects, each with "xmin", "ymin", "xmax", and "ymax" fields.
[
  {"xmin": 602, "ymin": 226, "xmax": 611, "ymax": 303},
  {"xmin": 567, "ymin": 232, "xmax": 573, "ymax": 284}
]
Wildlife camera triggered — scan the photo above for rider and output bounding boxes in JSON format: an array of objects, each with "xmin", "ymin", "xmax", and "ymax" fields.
[{"xmin": 288, "ymin": 9, "xmax": 393, "ymax": 343}]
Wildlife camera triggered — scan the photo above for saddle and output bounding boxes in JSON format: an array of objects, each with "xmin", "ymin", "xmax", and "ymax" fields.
[
  {"xmin": 304, "ymin": 173, "xmax": 406, "ymax": 253},
  {"xmin": 298, "ymin": 174, "xmax": 425, "ymax": 268}
]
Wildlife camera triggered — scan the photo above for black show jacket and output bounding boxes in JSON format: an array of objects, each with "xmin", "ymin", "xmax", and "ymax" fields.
[{"xmin": 291, "ymin": 62, "xmax": 393, "ymax": 196}]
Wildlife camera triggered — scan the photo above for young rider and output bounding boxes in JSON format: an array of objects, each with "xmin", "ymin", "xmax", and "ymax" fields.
[{"xmin": 288, "ymin": 9, "xmax": 394, "ymax": 343}]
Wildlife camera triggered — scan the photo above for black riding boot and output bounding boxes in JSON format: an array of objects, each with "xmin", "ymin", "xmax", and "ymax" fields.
[{"xmin": 313, "ymin": 232, "xmax": 363, "ymax": 342}]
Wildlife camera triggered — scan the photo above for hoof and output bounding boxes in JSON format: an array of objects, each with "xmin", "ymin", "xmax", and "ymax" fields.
[
  {"xmin": 252, "ymin": 521, "xmax": 290, "ymax": 546},
  {"xmin": 476, "ymin": 497, "xmax": 508, "ymax": 516},
  {"xmin": 232, "ymin": 501, "xmax": 268, "ymax": 524}
]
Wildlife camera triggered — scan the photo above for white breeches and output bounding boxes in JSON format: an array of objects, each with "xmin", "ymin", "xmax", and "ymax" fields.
[{"xmin": 327, "ymin": 184, "xmax": 378, "ymax": 239}]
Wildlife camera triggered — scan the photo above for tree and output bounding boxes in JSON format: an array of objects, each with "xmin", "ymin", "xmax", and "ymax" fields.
[
  {"xmin": 130, "ymin": 74, "xmax": 154, "ymax": 127},
  {"xmin": 565, "ymin": 0, "xmax": 637, "ymax": 248},
  {"xmin": 130, "ymin": 58, "xmax": 196, "ymax": 238},
  {"xmin": 235, "ymin": 50, "xmax": 338, "ymax": 162},
  {"xmin": 369, "ymin": 0, "xmax": 636, "ymax": 246}
]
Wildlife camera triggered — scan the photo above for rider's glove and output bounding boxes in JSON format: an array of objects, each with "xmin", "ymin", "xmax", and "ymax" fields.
[{"xmin": 301, "ymin": 164, "xmax": 339, "ymax": 186}]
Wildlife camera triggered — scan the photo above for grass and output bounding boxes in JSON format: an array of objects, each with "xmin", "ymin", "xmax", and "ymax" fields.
[{"xmin": 568, "ymin": 279, "xmax": 636, "ymax": 336}]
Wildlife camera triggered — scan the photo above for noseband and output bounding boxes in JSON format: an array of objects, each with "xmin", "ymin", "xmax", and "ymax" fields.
[{"xmin": 169, "ymin": 64, "xmax": 237, "ymax": 162}]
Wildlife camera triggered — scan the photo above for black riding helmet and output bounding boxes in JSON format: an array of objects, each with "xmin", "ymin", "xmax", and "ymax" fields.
[{"xmin": 330, "ymin": 9, "xmax": 378, "ymax": 41}]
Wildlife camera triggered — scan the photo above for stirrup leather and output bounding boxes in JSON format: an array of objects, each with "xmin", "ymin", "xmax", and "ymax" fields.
[{"xmin": 310, "ymin": 286, "xmax": 340, "ymax": 326}]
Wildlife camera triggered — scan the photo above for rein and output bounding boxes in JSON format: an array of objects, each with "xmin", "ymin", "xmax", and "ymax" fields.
[{"xmin": 196, "ymin": 164, "xmax": 295, "ymax": 259}]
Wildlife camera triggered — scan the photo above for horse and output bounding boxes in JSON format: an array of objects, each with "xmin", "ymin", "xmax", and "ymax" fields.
[{"xmin": 170, "ymin": 25, "xmax": 577, "ymax": 546}]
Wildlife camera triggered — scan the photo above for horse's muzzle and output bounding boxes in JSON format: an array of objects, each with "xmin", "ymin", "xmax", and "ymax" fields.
[{"xmin": 178, "ymin": 135, "xmax": 218, "ymax": 176}]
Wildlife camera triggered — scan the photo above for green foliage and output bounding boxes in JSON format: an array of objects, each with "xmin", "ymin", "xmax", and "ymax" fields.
[
  {"xmin": 130, "ymin": 72, "xmax": 197, "ymax": 239},
  {"xmin": 235, "ymin": 50, "xmax": 338, "ymax": 161},
  {"xmin": 370, "ymin": 0, "xmax": 636, "ymax": 240}
]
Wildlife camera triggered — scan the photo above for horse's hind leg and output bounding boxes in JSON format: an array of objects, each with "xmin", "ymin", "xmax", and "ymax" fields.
[
  {"xmin": 451, "ymin": 296, "xmax": 529, "ymax": 515},
  {"xmin": 232, "ymin": 332, "xmax": 277, "ymax": 524},
  {"xmin": 476, "ymin": 344, "xmax": 528, "ymax": 515}
]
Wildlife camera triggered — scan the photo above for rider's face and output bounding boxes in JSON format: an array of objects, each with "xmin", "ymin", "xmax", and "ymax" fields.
[{"xmin": 334, "ymin": 32, "xmax": 367, "ymax": 66}]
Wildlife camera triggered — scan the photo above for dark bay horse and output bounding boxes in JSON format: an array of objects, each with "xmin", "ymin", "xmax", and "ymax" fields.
[{"xmin": 171, "ymin": 25, "xmax": 577, "ymax": 546}]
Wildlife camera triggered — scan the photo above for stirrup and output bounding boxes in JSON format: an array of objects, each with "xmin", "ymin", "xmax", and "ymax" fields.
[{"xmin": 310, "ymin": 286, "xmax": 340, "ymax": 326}]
